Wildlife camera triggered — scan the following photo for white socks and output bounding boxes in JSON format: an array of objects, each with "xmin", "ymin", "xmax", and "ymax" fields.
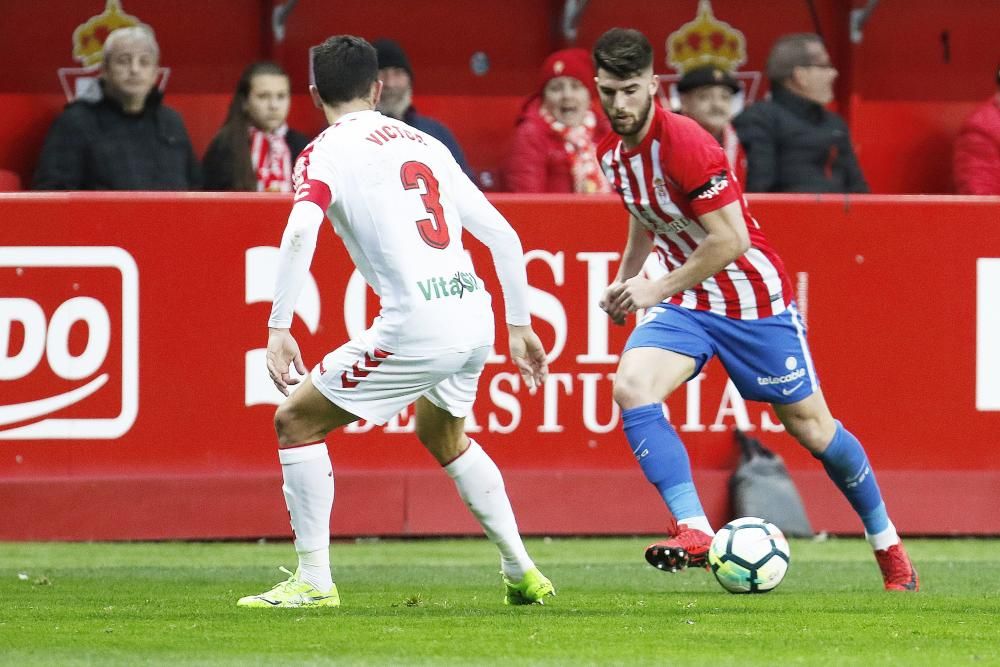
[
  {"xmin": 278, "ymin": 439, "xmax": 533, "ymax": 588},
  {"xmin": 444, "ymin": 440, "xmax": 535, "ymax": 581},
  {"xmin": 866, "ymin": 520, "xmax": 900, "ymax": 552},
  {"xmin": 678, "ymin": 515, "xmax": 715, "ymax": 537},
  {"xmin": 278, "ymin": 443, "xmax": 334, "ymax": 592}
]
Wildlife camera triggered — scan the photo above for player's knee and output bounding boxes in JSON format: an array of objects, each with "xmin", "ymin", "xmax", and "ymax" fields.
[
  {"xmin": 612, "ymin": 372, "xmax": 652, "ymax": 409},
  {"xmin": 273, "ymin": 404, "xmax": 302, "ymax": 446},
  {"xmin": 784, "ymin": 416, "xmax": 828, "ymax": 453}
]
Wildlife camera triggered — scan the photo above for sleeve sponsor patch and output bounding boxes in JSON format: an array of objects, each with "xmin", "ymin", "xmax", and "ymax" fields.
[{"xmin": 689, "ymin": 171, "xmax": 731, "ymax": 201}]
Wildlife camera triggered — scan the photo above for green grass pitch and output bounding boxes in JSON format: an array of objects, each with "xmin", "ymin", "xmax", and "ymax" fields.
[{"xmin": 2, "ymin": 537, "xmax": 998, "ymax": 665}]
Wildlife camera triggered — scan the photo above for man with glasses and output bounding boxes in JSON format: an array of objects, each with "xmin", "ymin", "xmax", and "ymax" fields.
[{"xmin": 733, "ymin": 33, "xmax": 868, "ymax": 193}]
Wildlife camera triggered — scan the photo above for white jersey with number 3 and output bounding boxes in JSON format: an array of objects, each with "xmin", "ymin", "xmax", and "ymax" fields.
[{"xmin": 272, "ymin": 109, "xmax": 529, "ymax": 355}]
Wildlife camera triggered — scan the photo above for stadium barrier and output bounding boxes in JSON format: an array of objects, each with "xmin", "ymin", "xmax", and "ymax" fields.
[{"xmin": 1, "ymin": 193, "xmax": 998, "ymax": 539}]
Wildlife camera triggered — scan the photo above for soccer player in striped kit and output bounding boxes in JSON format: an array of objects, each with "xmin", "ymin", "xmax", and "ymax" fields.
[{"xmin": 592, "ymin": 28, "xmax": 917, "ymax": 591}]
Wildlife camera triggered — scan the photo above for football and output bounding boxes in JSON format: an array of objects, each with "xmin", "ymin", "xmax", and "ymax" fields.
[{"xmin": 708, "ymin": 517, "xmax": 790, "ymax": 594}]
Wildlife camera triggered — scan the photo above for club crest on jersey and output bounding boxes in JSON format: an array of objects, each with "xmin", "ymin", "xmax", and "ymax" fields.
[
  {"xmin": 417, "ymin": 271, "xmax": 481, "ymax": 301},
  {"xmin": 652, "ymin": 177, "xmax": 670, "ymax": 204}
]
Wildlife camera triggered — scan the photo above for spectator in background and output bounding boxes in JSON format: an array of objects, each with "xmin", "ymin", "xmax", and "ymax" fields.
[
  {"xmin": 373, "ymin": 38, "xmax": 472, "ymax": 177},
  {"xmin": 733, "ymin": 33, "xmax": 868, "ymax": 193},
  {"xmin": 954, "ymin": 66, "xmax": 1000, "ymax": 195},
  {"xmin": 504, "ymin": 48, "xmax": 611, "ymax": 194},
  {"xmin": 34, "ymin": 25, "xmax": 199, "ymax": 190},
  {"xmin": 203, "ymin": 62, "xmax": 309, "ymax": 191},
  {"xmin": 677, "ymin": 66, "xmax": 746, "ymax": 183}
]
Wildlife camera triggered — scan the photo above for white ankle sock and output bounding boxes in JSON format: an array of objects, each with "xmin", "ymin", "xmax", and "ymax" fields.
[
  {"xmin": 297, "ymin": 548, "xmax": 332, "ymax": 592},
  {"xmin": 679, "ymin": 515, "xmax": 714, "ymax": 537},
  {"xmin": 866, "ymin": 520, "xmax": 900, "ymax": 551},
  {"xmin": 444, "ymin": 440, "xmax": 534, "ymax": 581},
  {"xmin": 278, "ymin": 443, "xmax": 334, "ymax": 591}
]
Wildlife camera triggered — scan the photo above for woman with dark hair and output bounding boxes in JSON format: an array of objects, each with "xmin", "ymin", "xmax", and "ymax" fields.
[{"xmin": 203, "ymin": 62, "xmax": 310, "ymax": 191}]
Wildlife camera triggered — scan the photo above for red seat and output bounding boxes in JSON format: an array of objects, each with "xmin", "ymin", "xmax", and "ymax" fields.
[{"xmin": 0, "ymin": 169, "xmax": 23, "ymax": 191}]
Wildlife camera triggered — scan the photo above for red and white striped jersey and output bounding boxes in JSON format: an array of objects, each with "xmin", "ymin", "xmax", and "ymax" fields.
[{"xmin": 597, "ymin": 106, "xmax": 792, "ymax": 320}]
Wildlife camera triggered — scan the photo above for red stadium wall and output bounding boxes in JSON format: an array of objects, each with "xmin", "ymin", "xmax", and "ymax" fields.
[
  {"xmin": 1, "ymin": 193, "xmax": 999, "ymax": 540},
  {"xmin": 1, "ymin": 1, "xmax": 999, "ymax": 192}
]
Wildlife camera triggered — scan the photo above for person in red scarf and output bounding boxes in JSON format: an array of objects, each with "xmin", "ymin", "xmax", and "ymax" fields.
[
  {"xmin": 504, "ymin": 48, "xmax": 612, "ymax": 193},
  {"xmin": 203, "ymin": 62, "xmax": 310, "ymax": 191}
]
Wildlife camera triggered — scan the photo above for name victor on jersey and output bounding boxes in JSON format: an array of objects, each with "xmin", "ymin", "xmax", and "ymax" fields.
[
  {"xmin": 417, "ymin": 271, "xmax": 482, "ymax": 301},
  {"xmin": 365, "ymin": 124, "xmax": 428, "ymax": 147}
]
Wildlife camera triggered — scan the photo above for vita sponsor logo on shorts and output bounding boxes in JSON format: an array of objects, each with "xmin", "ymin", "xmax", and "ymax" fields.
[
  {"xmin": 417, "ymin": 271, "xmax": 481, "ymax": 302},
  {"xmin": 756, "ymin": 356, "xmax": 806, "ymax": 395}
]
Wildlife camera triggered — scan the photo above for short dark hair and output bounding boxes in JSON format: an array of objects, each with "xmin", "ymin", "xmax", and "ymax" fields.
[
  {"xmin": 593, "ymin": 28, "xmax": 653, "ymax": 79},
  {"xmin": 311, "ymin": 35, "xmax": 378, "ymax": 105},
  {"xmin": 766, "ymin": 33, "xmax": 824, "ymax": 84}
]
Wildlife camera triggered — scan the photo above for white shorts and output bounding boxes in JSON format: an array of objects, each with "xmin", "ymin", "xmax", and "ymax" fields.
[{"xmin": 310, "ymin": 339, "xmax": 491, "ymax": 426}]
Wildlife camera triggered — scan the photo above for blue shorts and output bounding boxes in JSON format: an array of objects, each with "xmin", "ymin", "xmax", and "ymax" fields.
[{"xmin": 623, "ymin": 303, "xmax": 819, "ymax": 404}]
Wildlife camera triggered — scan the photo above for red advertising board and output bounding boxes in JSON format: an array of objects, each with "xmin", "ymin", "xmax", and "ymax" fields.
[{"xmin": 1, "ymin": 193, "xmax": 998, "ymax": 539}]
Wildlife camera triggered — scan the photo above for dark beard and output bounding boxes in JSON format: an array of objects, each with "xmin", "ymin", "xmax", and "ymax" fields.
[{"xmin": 610, "ymin": 96, "xmax": 653, "ymax": 139}]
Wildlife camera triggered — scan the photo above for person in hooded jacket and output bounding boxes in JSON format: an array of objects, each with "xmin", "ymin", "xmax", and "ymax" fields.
[{"xmin": 504, "ymin": 48, "xmax": 611, "ymax": 193}]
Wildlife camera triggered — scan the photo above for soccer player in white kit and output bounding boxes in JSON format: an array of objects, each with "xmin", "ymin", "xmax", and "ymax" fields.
[{"xmin": 237, "ymin": 35, "xmax": 555, "ymax": 608}]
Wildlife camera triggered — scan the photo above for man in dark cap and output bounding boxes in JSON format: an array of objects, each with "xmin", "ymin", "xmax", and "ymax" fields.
[
  {"xmin": 677, "ymin": 65, "xmax": 745, "ymax": 182},
  {"xmin": 373, "ymin": 38, "xmax": 472, "ymax": 178}
]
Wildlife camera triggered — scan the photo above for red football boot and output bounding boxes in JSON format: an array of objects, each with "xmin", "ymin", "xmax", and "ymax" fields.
[
  {"xmin": 875, "ymin": 542, "xmax": 920, "ymax": 592},
  {"xmin": 645, "ymin": 526, "xmax": 713, "ymax": 572}
]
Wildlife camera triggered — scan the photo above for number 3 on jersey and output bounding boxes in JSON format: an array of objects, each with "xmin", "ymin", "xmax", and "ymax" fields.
[{"xmin": 400, "ymin": 160, "xmax": 450, "ymax": 249}]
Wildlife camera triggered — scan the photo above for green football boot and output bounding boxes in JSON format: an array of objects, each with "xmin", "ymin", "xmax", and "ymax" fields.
[
  {"xmin": 237, "ymin": 566, "xmax": 340, "ymax": 608},
  {"xmin": 502, "ymin": 567, "xmax": 555, "ymax": 605}
]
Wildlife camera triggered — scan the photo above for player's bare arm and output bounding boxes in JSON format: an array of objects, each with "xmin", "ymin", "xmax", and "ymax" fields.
[
  {"xmin": 600, "ymin": 215, "xmax": 653, "ymax": 325},
  {"xmin": 507, "ymin": 323, "xmax": 548, "ymax": 391},
  {"xmin": 610, "ymin": 201, "xmax": 750, "ymax": 313}
]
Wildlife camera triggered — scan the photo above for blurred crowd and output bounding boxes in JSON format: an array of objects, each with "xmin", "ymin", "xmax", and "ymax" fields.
[{"xmin": 25, "ymin": 25, "xmax": 1000, "ymax": 196}]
